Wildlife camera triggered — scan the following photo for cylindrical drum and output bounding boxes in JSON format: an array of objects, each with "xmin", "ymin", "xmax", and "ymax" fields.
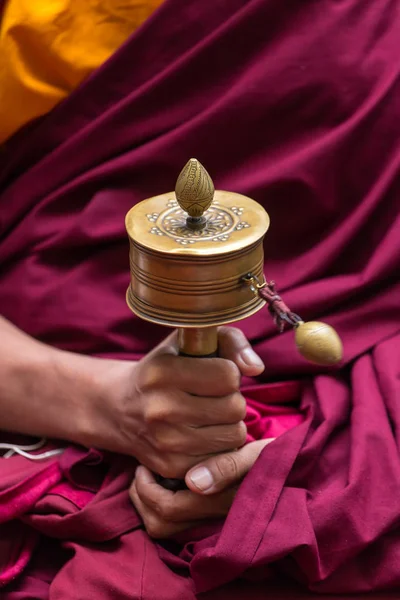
[{"xmin": 125, "ymin": 190, "xmax": 270, "ymax": 329}]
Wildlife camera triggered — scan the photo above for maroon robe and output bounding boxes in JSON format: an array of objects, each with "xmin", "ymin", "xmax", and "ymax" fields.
[{"xmin": 0, "ymin": 0, "xmax": 399, "ymax": 597}]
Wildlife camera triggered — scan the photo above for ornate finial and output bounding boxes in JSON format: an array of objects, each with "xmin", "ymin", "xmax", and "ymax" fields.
[{"xmin": 175, "ymin": 159, "xmax": 215, "ymax": 230}]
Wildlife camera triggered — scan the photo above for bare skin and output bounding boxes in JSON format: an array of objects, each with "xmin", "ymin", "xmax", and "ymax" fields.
[
  {"xmin": 129, "ymin": 439, "xmax": 274, "ymax": 538},
  {"xmin": 0, "ymin": 315, "xmax": 268, "ymax": 536}
]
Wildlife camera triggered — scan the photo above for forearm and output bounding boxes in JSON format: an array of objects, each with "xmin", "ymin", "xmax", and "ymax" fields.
[{"xmin": 0, "ymin": 316, "xmax": 134, "ymax": 447}]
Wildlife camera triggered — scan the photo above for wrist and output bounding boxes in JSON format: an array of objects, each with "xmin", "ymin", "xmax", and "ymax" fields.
[
  {"xmin": 70, "ymin": 354, "xmax": 139, "ymax": 454},
  {"xmin": 0, "ymin": 316, "xmax": 140, "ymax": 452}
]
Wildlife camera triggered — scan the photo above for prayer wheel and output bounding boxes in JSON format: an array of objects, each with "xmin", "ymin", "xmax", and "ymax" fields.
[
  {"xmin": 125, "ymin": 159, "xmax": 343, "ymax": 489},
  {"xmin": 125, "ymin": 158, "xmax": 343, "ymax": 363}
]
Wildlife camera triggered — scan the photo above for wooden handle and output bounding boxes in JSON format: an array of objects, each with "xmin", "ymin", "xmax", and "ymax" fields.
[
  {"xmin": 178, "ymin": 327, "xmax": 218, "ymax": 357},
  {"xmin": 157, "ymin": 327, "xmax": 218, "ymax": 491}
]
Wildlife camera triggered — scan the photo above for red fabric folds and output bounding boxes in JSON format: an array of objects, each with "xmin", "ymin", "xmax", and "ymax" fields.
[
  {"xmin": 1, "ymin": 394, "xmax": 300, "ymax": 599},
  {"xmin": 0, "ymin": 0, "xmax": 399, "ymax": 597}
]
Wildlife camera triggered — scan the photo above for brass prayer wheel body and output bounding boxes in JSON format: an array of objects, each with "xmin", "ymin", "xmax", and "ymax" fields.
[
  {"xmin": 125, "ymin": 159, "xmax": 343, "ymax": 364},
  {"xmin": 125, "ymin": 189, "xmax": 270, "ymax": 329}
]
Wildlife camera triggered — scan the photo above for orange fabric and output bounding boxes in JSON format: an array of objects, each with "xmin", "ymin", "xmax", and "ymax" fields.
[{"xmin": 0, "ymin": 0, "xmax": 163, "ymax": 143}]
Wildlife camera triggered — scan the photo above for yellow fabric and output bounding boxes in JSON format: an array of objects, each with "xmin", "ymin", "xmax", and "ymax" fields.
[{"xmin": 0, "ymin": 0, "xmax": 163, "ymax": 143}]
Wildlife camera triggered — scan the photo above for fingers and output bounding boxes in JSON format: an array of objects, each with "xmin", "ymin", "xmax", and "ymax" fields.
[
  {"xmin": 186, "ymin": 421, "xmax": 247, "ymax": 454},
  {"xmin": 144, "ymin": 390, "xmax": 246, "ymax": 428},
  {"xmin": 218, "ymin": 326, "xmax": 265, "ymax": 377},
  {"xmin": 137, "ymin": 353, "xmax": 241, "ymax": 397},
  {"xmin": 185, "ymin": 438, "xmax": 275, "ymax": 495},
  {"xmin": 130, "ymin": 480, "xmax": 199, "ymax": 538},
  {"xmin": 149, "ymin": 420, "xmax": 247, "ymax": 455},
  {"xmin": 187, "ymin": 391, "xmax": 247, "ymax": 426},
  {"xmin": 141, "ymin": 326, "xmax": 264, "ymax": 391},
  {"xmin": 130, "ymin": 466, "xmax": 235, "ymax": 538},
  {"xmin": 149, "ymin": 450, "xmax": 214, "ymax": 479},
  {"xmin": 129, "ymin": 327, "xmax": 265, "ymax": 483}
]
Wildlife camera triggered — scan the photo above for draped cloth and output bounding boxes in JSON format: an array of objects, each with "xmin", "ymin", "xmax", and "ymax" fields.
[
  {"xmin": 0, "ymin": 0, "xmax": 399, "ymax": 597},
  {"xmin": 0, "ymin": 0, "xmax": 164, "ymax": 143}
]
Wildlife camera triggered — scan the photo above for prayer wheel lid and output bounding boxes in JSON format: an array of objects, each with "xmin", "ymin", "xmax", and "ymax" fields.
[{"xmin": 125, "ymin": 159, "xmax": 270, "ymax": 256}]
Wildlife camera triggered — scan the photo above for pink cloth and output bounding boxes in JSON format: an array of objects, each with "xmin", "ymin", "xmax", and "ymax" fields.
[
  {"xmin": 0, "ymin": 388, "xmax": 300, "ymax": 598},
  {"xmin": 244, "ymin": 381, "xmax": 304, "ymax": 441},
  {"xmin": 0, "ymin": 0, "xmax": 399, "ymax": 597}
]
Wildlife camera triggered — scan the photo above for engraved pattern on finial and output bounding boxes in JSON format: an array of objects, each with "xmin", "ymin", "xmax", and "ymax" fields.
[{"xmin": 175, "ymin": 159, "xmax": 215, "ymax": 218}]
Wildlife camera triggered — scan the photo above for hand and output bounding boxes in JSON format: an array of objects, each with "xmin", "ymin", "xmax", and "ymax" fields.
[
  {"xmin": 0, "ymin": 317, "xmax": 262, "ymax": 458},
  {"xmin": 129, "ymin": 438, "xmax": 274, "ymax": 538},
  {"xmin": 113, "ymin": 327, "xmax": 265, "ymax": 478},
  {"xmin": 90, "ymin": 327, "xmax": 264, "ymax": 476}
]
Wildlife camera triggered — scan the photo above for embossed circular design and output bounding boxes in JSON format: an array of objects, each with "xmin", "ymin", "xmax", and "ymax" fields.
[{"xmin": 147, "ymin": 200, "xmax": 250, "ymax": 245}]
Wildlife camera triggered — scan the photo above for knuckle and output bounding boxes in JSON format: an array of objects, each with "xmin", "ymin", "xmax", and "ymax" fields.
[
  {"xmin": 226, "ymin": 421, "xmax": 247, "ymax": 448},
  {"xmin": 219, "ymin": 325, "xmax": 242, "ymax": 342},
  {"xmin": 229, "ymin": 326, "xmax": 246, "ymax": 340},
  {"xmin": 156, "ymin": 457, "xmax": 186, "ymax": 480},
  {"xmin": 229, "ymin": 393, "xmax": 247, "ymax": 421},
  {"xmin": 215, "ymin": 453, "xmax": 240, "ymax": 481},
  {"xmin": 150, "ymin": 428, "xmax": 186, "ymax": 453},
  {"xmin": 235, "ymin": 421, "xmax": 248, "ymax": 446},
  {"xmin": 138, "ymin": 355, "xmax": 173, "ymax": 391},
  {"xmin": 150, "ymin": 431, "xmax": 170, "ymax": 452},
  {"xmin": 221, "ymin": 360, "xmax": 241, "ymax": 390},
  {"xmin": 220, "ymin": 326, "xmax": 247, "ymax": 351},
  {"xmin": 144, "ymin": 397, "xmax": 171, "ymax": 425},
  {"xmin": 136, "ymin": 363, "xmax": 162, "ymax": 392}
]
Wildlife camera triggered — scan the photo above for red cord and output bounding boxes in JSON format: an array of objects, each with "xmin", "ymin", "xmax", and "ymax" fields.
[{"xmin": 257, "ymin": 281, "xmax": 302, "ymax": 333}]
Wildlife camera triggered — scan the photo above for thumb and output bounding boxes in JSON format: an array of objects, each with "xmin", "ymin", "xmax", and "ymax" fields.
[
  {"xmin": 185, "ymin": 438, "xmax": 275, "ymax": 495},
  {"xmin": 218, "ymin": 326, "xmax": 265, "ymax": 377}
]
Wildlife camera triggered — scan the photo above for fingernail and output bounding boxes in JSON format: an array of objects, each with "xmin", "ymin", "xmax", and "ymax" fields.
[
  {"xmin": 240, "ymin": 347, "xmax": 264, "ymax": 369},
  {"xmin": 135, "ymin": 465, "xmax": 144, "ymax": 478},
  {"xmin": 189, "ymin": 467, "xmax": 214, "ymax": 491}
]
